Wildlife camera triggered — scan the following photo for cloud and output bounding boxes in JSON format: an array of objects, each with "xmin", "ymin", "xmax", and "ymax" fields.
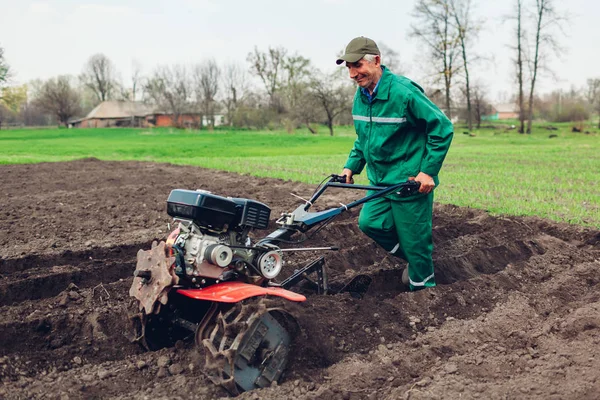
[
  {"xmin": 182, "ymin": 0, "xmax": 221, "ymax": 13},
  {"xmin": 29, "ymin": 2, "xmax": 54, "ymax": 14},
  {"xmin": 75, "ymin": 4, "xmax": 135, "ymax": 16}
]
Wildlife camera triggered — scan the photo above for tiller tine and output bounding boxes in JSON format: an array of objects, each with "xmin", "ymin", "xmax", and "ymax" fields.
[{"xmin": 129, "ymin": 241, "xmax": 178, "ymax": 315}]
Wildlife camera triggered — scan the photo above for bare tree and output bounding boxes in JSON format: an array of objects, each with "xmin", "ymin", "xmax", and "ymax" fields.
[
  {"xmin": 80, "ymin": 53, "xmax": 119, "ymax": 103},
  {"xmin": 34, "ymin": 76, "xmax": 81, "ymax": 127},
  {"xmin": 525, "ymin": 0, "xmax": 566, "ymax": 133},
  {"xmin": 222, "ymin": 62, "xmax": 250, "ymax": 126},
  {"xmin": 144, "ymin": 65, "xmax": 193, "ymax": 128},
  {"xmin": 293, "ymin": 93, "xmax": 321, "ymax": 134},
  {"xmin": 0, "ymin": 45, "xmax": 12, "ymax": 129},
  {"xmin": 377, "ymin": 42, "xmax": 404, "ymax": 75},
  {"xmin": 471, "ymin": 83, "xmax": 492, "ymax": 129},
  {"xmin": 247, "ymin": 46, "xmax": 287, "ymax": 110},
  {"xmin": 193, "ymin": 59, "xmax": 220, "ymax": 129},
  {"xmin": 0, "ymin": 47, "xmax": 10, "ymax": 112},
  {"xmin": 508, "ymin": 0, "xmax": 528, "ymax": 133},
  {"xmin": 410, "ymin": 0, "xmax": 461, "ymax": 118},
  {"xmin": 516, "ymin": 0, "xmax": 526, "ymax": 133},
  {"xmin": 450, "ymin": 0, "xmax": 480, "ymax": 131},
  {"xmin": 229, "ymin": 92, "xmax": 275, "ymax": 129},
  {"xmin": 536, "ymin": 88, "xmax": 589, "ymax": 122},
  {"xmin": 310, "ymin": 70, "xmax": 353, "ymax": 136},
  {"xmin": 0, "ymin": 45, "xmax": 10, "ymax": 94},
  {"xmin": 112, "ymin": 60, "xmax": 145, "ymax": 126},
  {"xmin": 8, "ymin": 79, "xmax": 53, "ymax": 127},
  {"xmin": 118, "ymin": 59, "xmax": 144, "ymax": 101},
  {"xmin": 0, "ymin": 102, "xmax": 10, "ymax": 129},
  {"xmin": 586, "ymin": 78, "xmax": 600, "ymax": 129},
  {"xmin": 281, "ymin": 54, "xmax": 311, "ymax": 129},
  {"xmin": 130, "ymin": 60, "xmax": 143, "ymax": 102}
]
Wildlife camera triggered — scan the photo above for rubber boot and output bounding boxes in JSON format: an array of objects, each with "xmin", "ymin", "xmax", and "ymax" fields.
[{"xmin": 402, "ymin": 266, "xmax": 409, "ymax": 285}]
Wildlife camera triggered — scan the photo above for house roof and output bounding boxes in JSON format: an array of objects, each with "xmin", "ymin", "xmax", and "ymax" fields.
[
  {"xmin": 69, "ymin": 101, "xmax": 221, "ymax": 124},
  {"xmin": 84, "ymin": 101, "xmax": 155, "ymax": 119},
  {"xmin": 494, "ymin": 103, "xmax": 519, "ymax": 113}
]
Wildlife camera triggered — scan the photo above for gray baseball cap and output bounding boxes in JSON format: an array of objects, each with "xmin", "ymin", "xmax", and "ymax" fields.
[{"xmin": 336, "ymin": 36, "xmax": 380, "ymax": 65}]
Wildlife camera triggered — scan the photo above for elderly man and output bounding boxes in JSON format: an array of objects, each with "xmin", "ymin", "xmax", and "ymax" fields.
[{"xmin": 337, "ymin": 36, "xmax": 454, "ymax": 291}]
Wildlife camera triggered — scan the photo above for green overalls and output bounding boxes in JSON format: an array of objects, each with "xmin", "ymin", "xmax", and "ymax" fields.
[{"xmin": 344, "ymin": 66, "xmax": 453, "ymax": 290}]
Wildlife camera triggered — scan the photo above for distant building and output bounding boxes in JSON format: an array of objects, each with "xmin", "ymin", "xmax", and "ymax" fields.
[
  {"xmin": 69, "ymin": 101, "xmax": 224, "ymax": 128},
  {"xmin": 482, "ymin": 103, "xmax": 520, "ymax": 120},
  {"xmin": 146, "ymin": 112, "xmax": 201, "ymax": 128},
  {"xmin": 70, "ymin": 101, "xmax": 154, "ymax": 128},
  {"xmin": 203, "ymin": 114, "xmax": 226, "ymax": 127}
]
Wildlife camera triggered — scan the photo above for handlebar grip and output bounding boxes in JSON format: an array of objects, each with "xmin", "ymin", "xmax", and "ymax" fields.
[
  {"xmin": 396, "ymin": 181, "xmax": 421, "ymax": 197},
  {"xmin": 331, "ymin": 174, "xmax": 348, "ymax": 183}
]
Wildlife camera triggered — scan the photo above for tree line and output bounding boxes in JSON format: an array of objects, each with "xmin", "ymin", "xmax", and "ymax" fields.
[
  {"xmin": 2, "ymin": 0, "xmax": 600, "ymax": 132},
  {"xmin": 0, "ymin": 48, "xmax": 355, "ymax": 134},
  {"xmin": 409, "ymin": 0, "xmax": 599, "ymax": 132}
]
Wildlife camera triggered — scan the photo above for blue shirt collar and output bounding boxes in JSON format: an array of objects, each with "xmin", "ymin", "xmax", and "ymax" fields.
[{"xmin": 360, "ymin": 67, "xmax": 384, "ymax": 102}]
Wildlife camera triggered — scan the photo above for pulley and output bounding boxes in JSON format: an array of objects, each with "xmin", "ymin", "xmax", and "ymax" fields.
[
  {"xmin": 204, "ymin": 244, "xmax": 233, "ymax": 267},
  {"xmin": 257, "ymin": 250, "xmax": 283, "ymax": 279}
]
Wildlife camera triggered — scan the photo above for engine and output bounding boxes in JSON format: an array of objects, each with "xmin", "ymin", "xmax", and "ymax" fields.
[{"xmin": 165, "ymin": 189, "xmax": 283, "ymax": 285}]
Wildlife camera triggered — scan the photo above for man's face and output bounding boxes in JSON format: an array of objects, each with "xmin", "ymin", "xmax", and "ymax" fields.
[{"xmin": 346, "ymin": 56, "xmax": 381, "ymax": 92}]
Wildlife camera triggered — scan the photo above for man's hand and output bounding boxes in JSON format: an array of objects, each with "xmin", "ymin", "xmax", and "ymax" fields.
[
  {"xmin": 409, "ymin": 172, "xmax": 435, "ymax": 194},
  {"xmin": 341, "ymin": 168, "xmax": 354, "ymax": 184}
]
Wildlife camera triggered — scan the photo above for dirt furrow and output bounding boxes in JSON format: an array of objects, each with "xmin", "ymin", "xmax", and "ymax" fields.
[
  {"xmin": 0, "ymin": 160, "xmax": 598, "ymax": 400},
  {"xmin": 0, "ymin": 244, "xmax": 146, "ymax": 275},
  {"xmin": 0, "ymin": 258, "xmax": 135, "ymax": 305}
]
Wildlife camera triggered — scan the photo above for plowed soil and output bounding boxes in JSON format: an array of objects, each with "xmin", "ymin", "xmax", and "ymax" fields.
[{"xmin": 1, "ymin": 159, "xmax": 599, "ymax": 400}]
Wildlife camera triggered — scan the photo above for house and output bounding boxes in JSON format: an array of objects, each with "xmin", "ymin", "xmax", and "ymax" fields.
[
  {"xmin": 482, "ymin": 103, "xmax": 520, "ymax": 120},
  {"xmin": 145, "ymin": 112, "xmax": 201, "ymax": 128},
  {"xmin": 70, "ymin": 101, "xmax": 154, "ymax": 128},
  {"xmin": 70, "ymin": 101, "xmax": 223, "ymax": 128}
]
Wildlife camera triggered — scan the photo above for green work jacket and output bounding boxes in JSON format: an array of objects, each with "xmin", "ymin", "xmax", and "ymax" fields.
[{"xmin": 344, "ymin": 66, "xmax": 454, "ymax": 189}]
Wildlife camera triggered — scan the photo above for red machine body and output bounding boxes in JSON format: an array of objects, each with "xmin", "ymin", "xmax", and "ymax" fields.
[{"xmin": 176, "ymin": 281, "xmax": 306, "ymax": 303}]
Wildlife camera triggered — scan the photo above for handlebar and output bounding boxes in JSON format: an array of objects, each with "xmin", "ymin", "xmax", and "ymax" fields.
[
  {"xmin": 300, "ymin": 174, "xmax": 421, "ymax": 212},
  {"xmin": 328, "ymin": 174, "xmax": 421, "ymax": 197},
  {"xmin": 262, "ymin": 175, "xmax": 423, "ymax": 244}
]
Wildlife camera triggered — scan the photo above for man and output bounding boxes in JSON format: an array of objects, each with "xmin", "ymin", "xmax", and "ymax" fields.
[{"xmin": 337, "ymin": 36, "xmax": 453, "ymax": 291}]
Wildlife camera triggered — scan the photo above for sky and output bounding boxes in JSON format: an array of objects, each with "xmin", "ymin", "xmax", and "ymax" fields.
[{"xmin": 1, "ymin": 0, "xmax": 599, "ymax": 102}]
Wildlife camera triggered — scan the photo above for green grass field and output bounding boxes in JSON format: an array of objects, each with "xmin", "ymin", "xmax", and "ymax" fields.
[{"xmin": 0, "ymin": 121, "xmax": 598, "ymax": 227}]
